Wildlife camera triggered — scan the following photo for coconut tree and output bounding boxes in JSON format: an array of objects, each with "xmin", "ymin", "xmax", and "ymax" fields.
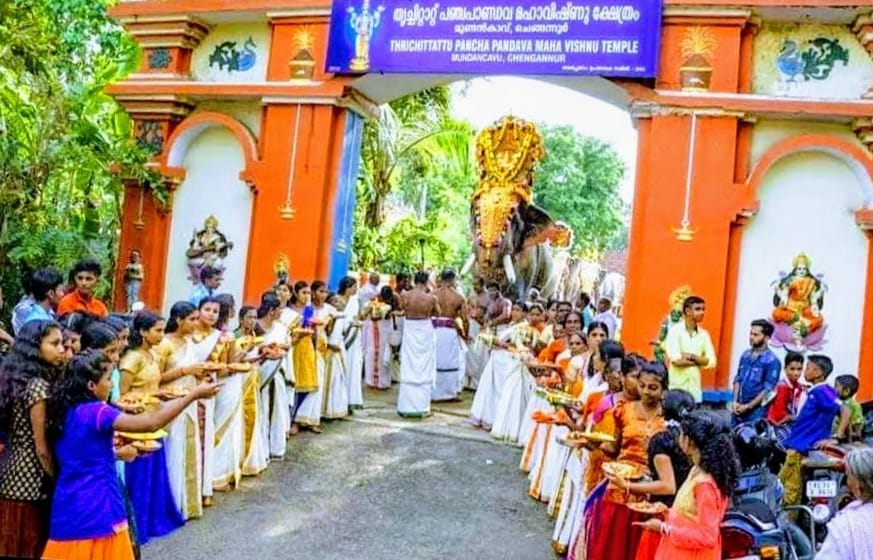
[{"xmin": 357, "ymin": 87, "xmax": 475, "ymax": 231}]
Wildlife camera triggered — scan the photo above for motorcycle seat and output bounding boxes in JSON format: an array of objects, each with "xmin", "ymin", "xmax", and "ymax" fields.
[{"xmin": 727, "ymin": 497, "xmax": 778, "ymax": 530}]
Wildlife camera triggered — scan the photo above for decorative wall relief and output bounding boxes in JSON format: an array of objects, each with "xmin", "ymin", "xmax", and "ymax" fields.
[
  {"xmin": 192, "ymin": 23, "xmax": 270, "ymax": 82},
  {"xmin": 776, "ymin": 38, "xmax": 848, "ymax": 83},
  {"xmin": 769, "ymin": 252, "xmax": 828, "ymax": 352},
  {"xmin": 679, "ymin": 27, "xmax": 717, "ymax": 92},
  {"xmin": 754, "ymin": 24, "xmax": 872, "ymax": 99},
  {"xmin": 209, "ymin": 37, "xmax": 257, "ymax": 72},
  {"xmin": 148, "ymin": 47, "xmax": 172, "ymax": 70},
  {"xmin": 290, "ymin": 27, "xmax": 316, "ymax": 81},
  {"xmin": 135, "ymin": 120, "xmax": 164, "ymax": 154}
]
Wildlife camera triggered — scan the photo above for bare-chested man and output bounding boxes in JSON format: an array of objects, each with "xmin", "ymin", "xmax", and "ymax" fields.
[
  {"xmin": 397, "ymin": 272, "xmax": 440, "ymax": 418},
  {"xmin": 486, "ymin": 283, "xmax": 512, "ymax": 330},
  {"xmin": 432, "ymin": 269, "xmax": 467, "ymax": 402},
  {"xmin": 472, "ymin": 277, "xmax": 491, "ymax": 312},
  {"xmin": 395, "ymin": 272, "xmax": 413, "ymax": 295}
]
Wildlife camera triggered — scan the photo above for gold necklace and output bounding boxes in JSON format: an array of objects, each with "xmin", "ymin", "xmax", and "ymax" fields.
[{"xmin": 637, "ymin": 402, "xmax": 662, "ymax": 437}]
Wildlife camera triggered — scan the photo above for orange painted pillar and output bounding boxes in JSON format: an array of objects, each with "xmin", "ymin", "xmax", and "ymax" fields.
[
  {"xmin": 242, "ymin": 103, "xmax": 349, "ymax": 303},
  {"xmin": 240, "ymin": 15, "xmax": 353, "ymax": 303},
  {"xmin": 110, "ymin": 16, "xmax": 206, "ymax": 312},
  {"xmin": 622, "ymin": 11, "xmax": 754, "ymax": 396},
  {"xmin": 622, "ymin": 114, "xmax": 742, "ymax": 395},
  {"xmin": 114, "ymin": 181, "xmax": 174, "ymax": 311},
  {"xmin": 856, "ymin": 213, "xmax": 873, "ymax": 400}
]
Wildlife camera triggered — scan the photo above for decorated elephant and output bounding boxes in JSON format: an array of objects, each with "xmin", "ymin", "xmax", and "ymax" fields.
[
  {"xmin": 557, "ymin": 256, "xmax": 602, "ymax": 305},
  {"xmin": 466, "ymin": 116, "xmax": 573, "ymax": 301}
]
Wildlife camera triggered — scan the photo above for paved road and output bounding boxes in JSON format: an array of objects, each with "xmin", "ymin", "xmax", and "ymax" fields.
[{"xmin": 145, "ymin": 389, "xmax": 555, "ymax": 560}]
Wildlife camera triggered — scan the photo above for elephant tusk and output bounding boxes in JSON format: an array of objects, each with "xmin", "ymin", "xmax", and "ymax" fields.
[
  {"xmin": 503, "ymin": 253, "xmax": 516, "ymax": 285},
  {"xmin": 461, "ymin": 254, "xmax": 475, "ymax": 276}
]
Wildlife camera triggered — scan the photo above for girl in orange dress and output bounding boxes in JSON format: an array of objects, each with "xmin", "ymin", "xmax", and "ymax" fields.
[
  {"xmin": 634, "ymin": 409, "xmax": 739, "ymax": 560},
  {"xmin": 567, "ymin": 353, "xmax": 643, "ymax": 560},
  {"xmin": 584, "ymin": 361, "xmax": 667, "ymax": 560},
  {"xmin": 606, "ymin": 390, "xmax": 696, "ymax": 560}
]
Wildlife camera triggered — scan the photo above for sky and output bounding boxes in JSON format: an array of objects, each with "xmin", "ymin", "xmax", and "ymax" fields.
[{"xmin": 450, "ymin": 76, "xmax": 638, "ymax": 202}]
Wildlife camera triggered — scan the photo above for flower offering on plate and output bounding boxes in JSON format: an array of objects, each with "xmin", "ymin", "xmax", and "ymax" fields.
[
  {"xmin": 627, "ymin": 502, "xmax": 669, "ymax": 516},
  {"xmin": 117, "ymin": 429, "xmax": 169, "ymax": 442},
  {"xmin": 156, "ymin": 386, "xmax": 189, "ymax": 400},
  {"xmin": 117, "ymin": 392, "xmax": 161, "ymax": 413},
  {"xmin": 602, "ymin": 462, "xmax": 644, "ymax": 481},
  {"xmin": 568, "ymin": 431, "xmax": 616, "ymax": 444},
  {"xmin": 130, "ymin": 440, "xmax": 162, "ymax": 452}
]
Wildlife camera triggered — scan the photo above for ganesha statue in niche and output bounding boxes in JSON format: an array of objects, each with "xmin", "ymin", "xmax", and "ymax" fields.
[
  {"xmin": 769, "ymin": 252, "xmax": 828, "ymax": 352},
  {"xmin": 468, "ymin": 116, "xmax": 573, "ymax": 301}
]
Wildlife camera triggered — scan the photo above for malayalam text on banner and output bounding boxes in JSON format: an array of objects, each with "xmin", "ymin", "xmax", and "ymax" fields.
[{"xmin": 325, "ymin": 0, "xmax": 664, "ymax": 77}]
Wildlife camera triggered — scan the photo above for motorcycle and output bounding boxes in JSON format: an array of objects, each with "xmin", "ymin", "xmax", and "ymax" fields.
[
  {"xmin": 798, "ymin": 442, "xmax": 859, "ymax": 547},
  {"xmin": 721, "ymin": 421, "xmax": 814, "ymax": 560}
]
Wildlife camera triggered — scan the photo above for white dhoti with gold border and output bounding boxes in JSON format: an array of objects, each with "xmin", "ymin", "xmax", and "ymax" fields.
[{"xmin": 397, "ymin": 319, "xmax": 436, "ymax": 417}]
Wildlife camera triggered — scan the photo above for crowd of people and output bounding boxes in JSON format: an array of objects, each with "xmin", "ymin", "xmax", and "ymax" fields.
[
  {"xmin": 0, "ymin": 260, "xmax": 371, "ymax": 559},
  {"xmin": 370, "ymin": 268, "xmax": 873, "ymax": 559},
  {"xmin": 2, "ymin": 258, "xmax": 873, "ymax": 560}
]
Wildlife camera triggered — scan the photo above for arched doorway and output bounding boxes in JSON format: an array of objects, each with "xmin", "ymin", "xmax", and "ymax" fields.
[{"xmin": 108, "ymin": 1, "xmax": 873, "ymax": 397}]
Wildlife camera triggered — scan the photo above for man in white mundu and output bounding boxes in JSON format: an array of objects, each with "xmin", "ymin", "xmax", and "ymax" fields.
[
  {"xmin": 432, "ymin": 269, "xmax": 466, "ymax": 402},
  {"xmin": 397, "ymin": 272, "xmax": 440, "ymax": 418}
]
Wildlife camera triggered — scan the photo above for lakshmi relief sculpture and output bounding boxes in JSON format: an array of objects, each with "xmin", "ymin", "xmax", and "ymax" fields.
[
  {"xmin": 186, "ymin": 215, "xmax": 234, "ymax": 285},
  {"xmin": 770, "ymin": 253, "xmax": 828, "ymax": 352}
]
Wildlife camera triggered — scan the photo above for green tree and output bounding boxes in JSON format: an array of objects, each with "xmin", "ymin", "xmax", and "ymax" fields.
[
  {"xmin": 0, "ymin": 0, "xmax": 156, "ymax": 303},
  {"xmin": 353, "ymin": 87, "xmax": 476, "ymax": 271},
  {"xmin": 357, "ymin": 87, "xmax": 472, "ymax": 231},
  {"xmin": 532, "ymin": 124, "xmax": 626, "ymax": 254}
]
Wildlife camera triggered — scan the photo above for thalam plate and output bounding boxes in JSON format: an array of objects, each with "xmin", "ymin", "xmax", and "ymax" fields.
[{"xmin": 602, "ymin": 462, "xmax": 644, "ymax": 481}]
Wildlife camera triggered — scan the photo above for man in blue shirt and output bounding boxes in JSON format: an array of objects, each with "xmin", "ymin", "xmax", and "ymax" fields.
[
  {"xmin": 732, "ymin": 319, "xmax": 782, "ymax": 426},
  {"xmin": 778, "ymin": 354, "xmax": 849, "ymax": 507},
  {"xmin": 189, "ymin": 266, "xmax": 222, "ymax": 306},
  {"xmin": 21, "ymin": 268, "xmax": 63, "ymax": 327}
]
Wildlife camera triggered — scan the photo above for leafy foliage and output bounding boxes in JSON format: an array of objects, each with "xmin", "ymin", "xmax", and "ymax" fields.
[
  {"xmin": 0, "ymin": 0, "xmax": 157, "ymax": 303},
  {"xmin": 352, "ymin": 92, "xmax": 629, "ymax": 274},
  {"xmin": 357, "ymin": 87, "xmax": 473, "ymax": 229},
  {"xmin": 353, "ymin": 86, "xmax": 476, "ymax": 272},
  {"xmin": 533, "ymin": 124, "xmax": 627, "ymax": 255}
]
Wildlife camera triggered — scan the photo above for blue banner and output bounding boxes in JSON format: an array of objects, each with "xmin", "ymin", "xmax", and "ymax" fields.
[
  {"xmin": 325, "ymin": 0, "xmax": 663, "ymax": 77},
  {"xmin": 328, "ymin": 111, "xmax": 364, "ymax": 292}
]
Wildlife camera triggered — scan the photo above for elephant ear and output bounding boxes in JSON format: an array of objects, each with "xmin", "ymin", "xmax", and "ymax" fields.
[{"xmin": 520, "ymin": 204, "xmax": 573, "ymax": 250}]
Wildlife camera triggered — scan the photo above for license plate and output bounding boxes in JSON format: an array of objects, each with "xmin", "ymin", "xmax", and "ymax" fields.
[{"xmin": 807, "ymin": 479, "xmax": 838, "ymax": 498}]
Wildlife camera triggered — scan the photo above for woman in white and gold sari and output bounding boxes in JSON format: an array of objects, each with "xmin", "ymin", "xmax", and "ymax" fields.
[
  {"xmin": 470, "ymin": 305, "xmax": 531, "ymax": 431},
  {"xmin": 191, "ymin": 297, "xmax": 234, "ymax": 502},
  {"xmin": 235, "ymin": 306, "xmax": 269, "ymax": 476},
  {"xmin": 211, "ymin": 294, "xmax": 248, "ymax": 491},
  {"xmin": 256, "ymin": 293, "xmax": 293, "ymax": 458},
  {"xmin": 156, "ymin": 301, "xmax": 209, "ymax": 520},
  {"xmin": 322, "ymin": 293, "xmax": 348, "ymax": 419},
  {"xmin": 338, "ymin": 277, "xmax": 364, "ymax": 410},
  {"xmin": 295, "ymin": 281, "xmax": 332, "ymax": 430},
  {"xmin": 290, "ymin": 283, "xmax": 321, "ymax": 434}
]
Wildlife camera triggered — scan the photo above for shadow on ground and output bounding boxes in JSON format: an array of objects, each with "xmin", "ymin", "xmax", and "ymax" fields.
[{"xmin": 144, "ymin": 387, "xmax": 555, "ymax": 560}]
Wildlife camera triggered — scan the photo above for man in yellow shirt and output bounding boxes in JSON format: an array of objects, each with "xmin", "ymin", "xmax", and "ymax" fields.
[{"xmin": 664, "ymin": 295, "xmax": 716, "ymax": 402}]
